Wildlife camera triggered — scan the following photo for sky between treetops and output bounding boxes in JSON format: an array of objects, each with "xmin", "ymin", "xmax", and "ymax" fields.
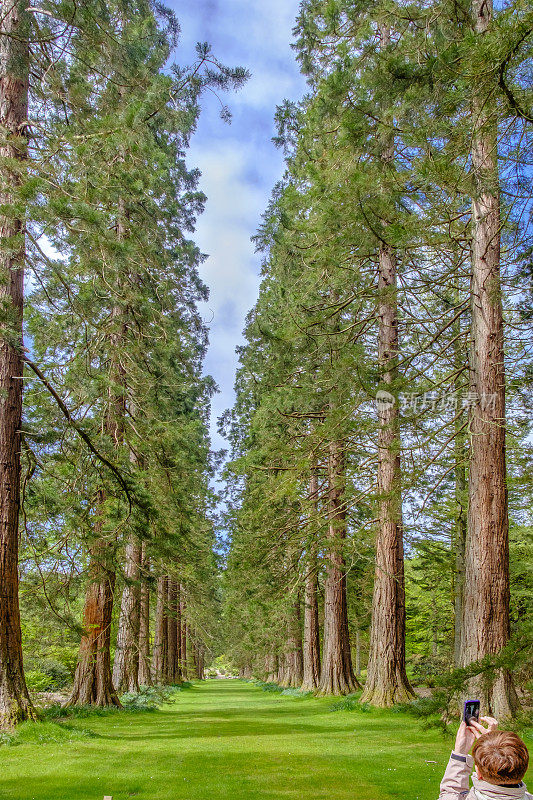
[{"xmin": 170, "ymin": 0, "xmax": 306, "ymax": 456}]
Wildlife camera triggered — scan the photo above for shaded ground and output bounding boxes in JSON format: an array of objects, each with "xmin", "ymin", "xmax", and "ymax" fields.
[{"xmin": 0, "ymin": 680, "xmax": 529, "ymax": 800}]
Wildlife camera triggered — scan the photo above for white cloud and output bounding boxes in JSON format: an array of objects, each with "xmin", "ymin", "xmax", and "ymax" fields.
[
  {"xmin": 190, "ymin": 142, "xmax": 263, "ymax": 451},
  {"xmin": 192, "ymin": 142, "xmax": 264, "ymax": 322},
  {"xmin": 168, "ymin": 0, "xmax": 305, "ymax": 454}
]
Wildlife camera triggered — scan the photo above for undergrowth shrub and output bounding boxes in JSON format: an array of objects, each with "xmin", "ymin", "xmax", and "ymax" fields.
[
  {"xmin": 25, "ymin": 670, "xmax": 58, "ymax": 693},
  {"xmin": 410, "ymin": 657, "xmax": 449, "ymax": 688},
  {"xmin": 329, "ymin": 694, "xmax": 369, "ymax": 713},
  {"xmin": 121, "ymin": 683, "xmax": 192, "ymax": 710},
  {"xmin": 254, "ymin": 681, "xmax": 284, "ymax": 693},
  {"xmin": 24, "ymin": 657, "xmax": 72, "ymax": 691},
  {"xmin": 281, "ymin": 688, "xmax": 314, "ymax": 698}
]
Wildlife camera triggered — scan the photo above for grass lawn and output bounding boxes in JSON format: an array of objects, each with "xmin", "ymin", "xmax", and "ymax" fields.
[{"xmin": 0, "ymin": 680, "xmax": 530, "ymax": 800}]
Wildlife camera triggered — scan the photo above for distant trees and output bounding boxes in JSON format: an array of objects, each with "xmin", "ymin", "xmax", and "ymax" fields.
[{"xmin": 223, "ymin": 0, "xmax": 532, "ymax": 709}]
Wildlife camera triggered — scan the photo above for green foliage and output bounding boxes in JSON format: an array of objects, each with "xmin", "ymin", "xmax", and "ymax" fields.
[
  {"xmin": 25, "ymin": 671, "xmax": 60, "ymax": 693},
  {"xmin": 330, "ymin": 695, "xmax": 371, "ymax": 713},
  {"xmin": 410, "ymin": 658, "xmax": 450, "ymax": 689},
  {"xmin": 398, "ymin": 634, "xmax": 533, "ymax": 733},
  {"xmin": 254, "ymin": 681, "xmax": 284, "ymax": 694},
  {"xmin": 280, "ymin": 688, "xmax": 314, "ymax": 698},
  {"xmin": 121, "ymin": 684, "xmax": 193, "ymax": 711}
]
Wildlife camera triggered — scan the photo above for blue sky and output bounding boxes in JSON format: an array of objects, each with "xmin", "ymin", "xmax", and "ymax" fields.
[{"xmin": 168, "ymin": 0, "xmax": 306, "ymax": 455}]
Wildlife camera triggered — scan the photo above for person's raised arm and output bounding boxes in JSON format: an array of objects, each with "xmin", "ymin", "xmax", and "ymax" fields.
[{"xmin": 438, "ymin": 722, "xmax": 476, "ymax": 800}]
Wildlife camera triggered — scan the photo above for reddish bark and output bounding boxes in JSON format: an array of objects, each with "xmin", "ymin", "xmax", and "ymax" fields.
[
  {"xmin": 361, "ymin": 27, "xmax": 413, "ymax": 705},
  {"xmin": 265, "ymin": 652, "xmax": 278, "ymax": 683},
  {"xmin": 196, "ymin": 643, "xmax": 205, "ymax": 680},
  {"xmin": 239, "ymin": 663, "xmax": 252, "ymax": 679},
  {"xmin": 67, "ymin": 539, "xmax": 120, "ymax": 707},
  {"xmin": 0, "ymin": 0, "xmax": 34, "ymax": 728},
  {"xmin": 453, "ymin": 366, "xmax": 467, "ymax": 667},
  {"xmin": 70, "ymin": 192, "xmax": 128, "ymax": 706},
  {"xmin": 277, "ymin": 652, "xmax": 289, "ymax": 686}
]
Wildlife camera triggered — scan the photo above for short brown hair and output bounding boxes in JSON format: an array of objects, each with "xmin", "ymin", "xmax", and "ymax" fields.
[{"xmin": 473, "ymin": 731, "xmax": 529, "ymax": 785}]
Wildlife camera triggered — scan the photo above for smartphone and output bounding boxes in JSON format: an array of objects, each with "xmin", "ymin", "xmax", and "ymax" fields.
[{"xmin": 464, "ymin": 699, "xmax": 480, "ymax": 726}]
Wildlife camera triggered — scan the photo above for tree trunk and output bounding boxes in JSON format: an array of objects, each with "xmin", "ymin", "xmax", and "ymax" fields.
[
  {"xmin": 286, "ymin": 596, "xmax": 304, "ymax": 688},
  {"xmin": 431, "ymin": 589, "xmax": 439, "ymax": 657},
  {"xmin": 355, "ymin": 629, "xmax": 361, "ymax": 679},
  {"xmin": 319, "ymin": 440, "xmax": 359, "ymax": 695},
  {"xmin": 112, "ymin": 536, "xmax": 141, "ymax": 693},
  {"xmin": 0, "ymin": 0, "xmax": 34, "ymax": 729},
  {"xmin": 361, "ymin": 24, "xmax": 414, "ymax": 709},
  {"xmin": 361, "ymin": 241, "xmax": 414, "ymax": 706},
  {"xmin": 302, "ymin": 472, "xmax": 321, "ymax": 691},
  {"xmin": 67, "ymin": 537, "xmax": 120, "ymax": 706},
  {"xmin": 459, "ymin": 0, "xmax": 519, "ymax": 718},
  {"xmin": 192, "ymin": 635, "xmax": 204, "ymax": 680},
  {"xmin": 196, "ymin": 643, "xmax": 205, "ymax": 680},
  {"xmin": 175, "ymin": 582, "xmax": 182, "ymax": 681},
  {"xmin": 166, "ymin": 579, "xmax": 178, "ymax": 684},
  {"xmin": 138, "ymin": 544, "xmax": 152, "ymax": 685},
  {"xmin": 453, "ymin": 370, "xmax": 467, "ymax": 667},
  {"xmin": 152, "ymin": 575, "xmax": 168, "ymax": 684},
  {"xmin": 277, "ymin": 651, "xmax": 288, "ymax": 686},
  {"xmin": 179, "ymin": 592, "xmax": 187, "ymax": 679},
  {"xmin": 190, "ymin": 633, "xmax": 203, "ymax": 679},
  {"xmin": 265, "ymin": 652, "xmax": 278, "ymax": 683}
]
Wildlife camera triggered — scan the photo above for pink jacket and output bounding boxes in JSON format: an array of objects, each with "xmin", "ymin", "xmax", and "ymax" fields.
[{"xmin": 439, "ymin": 752, "xmax": 532, "ymax": 800}]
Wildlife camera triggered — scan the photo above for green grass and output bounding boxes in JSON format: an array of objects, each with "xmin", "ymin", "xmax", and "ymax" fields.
[{"xmin": 0, "ymin": 680, "xmax": 530, "ymax": 800}]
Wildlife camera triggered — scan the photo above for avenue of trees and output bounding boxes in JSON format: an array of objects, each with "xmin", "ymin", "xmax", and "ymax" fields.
[
  {"xmin": 222, "ymin": 0, "xmax": 533, "ymax": 716},
  {"xmin": 0, "ymin": 0, "xmax": 246, "ymax": 727}
]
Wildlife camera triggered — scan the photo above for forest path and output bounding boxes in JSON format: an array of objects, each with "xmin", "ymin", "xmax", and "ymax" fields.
[{"xmin": 0, "ymin": 680, "xmax": 452, "ymax": 800}]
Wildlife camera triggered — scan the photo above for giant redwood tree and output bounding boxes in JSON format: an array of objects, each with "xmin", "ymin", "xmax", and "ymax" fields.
[
  {"xmin": 459, "ymin": 0, "xmax": 519, "ymax": 717},
  {"xmin": 361, "ymin": 24, "xmax": 414, "ymax": 708},
  {"xmin": 0, "ymin": 0, "xmax": 34, "ymax": 728}
]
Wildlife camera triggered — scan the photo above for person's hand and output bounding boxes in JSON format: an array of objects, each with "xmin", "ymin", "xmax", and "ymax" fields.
[
  {"xmin": 469, "ymin": 716, "xmax": 499, "ymax": 739},
  {"xmin": 455, "ymin": 721, "xmax": 476, "ymax": 755}
]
